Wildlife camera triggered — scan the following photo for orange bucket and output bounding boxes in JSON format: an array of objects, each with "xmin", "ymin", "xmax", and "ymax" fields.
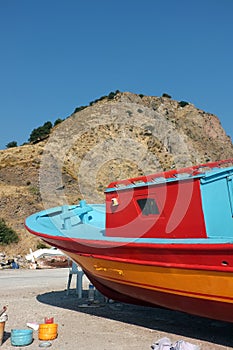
[
  {"xmin": 0, "ymin": 321, "xmax": 5, "ymax": 346},
  {"xmin": 38, "ymin": 323, "xmax": 58, "ymax": 340}
]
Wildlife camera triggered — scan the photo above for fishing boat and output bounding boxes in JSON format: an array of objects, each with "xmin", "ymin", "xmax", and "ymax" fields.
[{"xmin": 25, "ymin": 159, "xmax": 233, "ymax": 322}]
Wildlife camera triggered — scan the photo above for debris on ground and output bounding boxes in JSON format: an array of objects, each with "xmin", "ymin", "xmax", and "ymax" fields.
[
  {"xmin": 0, "ymin": 252, "xmax": 28, "ymax": 269},
  {"xmin": 25, "ymin": 247, "xmax": 70, "ymax": 269},
  {"xmin": 0, "ymin": 305, "xmax": 8, "ymax": 346},
  {"xmin": 0, "ymin": 247, "xmax": 70, "ymax": 270},
  {"xmin": 151, "ymin": 337, "xmax": 200, "ymax": 350},
  {"xmin": 25, "ymin": 247, "xmax": 65, "ymax": 262}
]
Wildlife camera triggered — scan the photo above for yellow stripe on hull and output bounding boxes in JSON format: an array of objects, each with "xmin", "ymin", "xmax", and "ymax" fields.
[{"xmin": 68, "ymin": 253, "xmax": 233, "ymax": 304}]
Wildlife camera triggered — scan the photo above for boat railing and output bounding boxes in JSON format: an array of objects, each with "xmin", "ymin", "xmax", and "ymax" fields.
[{"xmin": 107, "ymin": 158, "xmax": 233, "ymax": 190}]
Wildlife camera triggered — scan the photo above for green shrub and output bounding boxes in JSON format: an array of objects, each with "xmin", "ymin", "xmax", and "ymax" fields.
[
  {"xmin": 73, "ymin": 106, "xmax": 87, "ymax": 113},
  {"xmin": 54, "ymin": 118, "xmax": 63, "ymax": 126},
  {"xmin": 36, "ymin": 241, "xmax": 49, "ymax": 249},
  {"xmin": 89, "ymin": 95, "xmax": 108, "ymax": 106},
  {"xmin": 179, "ymin": 101, "xmax": 189, "ymax": 107},
  {"xmin": 29, "ymin": 121, "xmax": 53, "ymax": 143},
  {"xmin": 108, "ymin": 91, "xmax": 116, "ymax": 100},
  {"xmin": 162, "ymin": 93, "xmax": 172, "ymax": 98},
  {"xmin": 98, "ymin": 95, "xmax": 107, "ymax": 101},
  {"xmin": 0, "ymin": 218, "xmax": 19, "ymax": 245},
  {"xmin": 6, "ymin": 141, "xmax": 18, "ymax": 148},
  {"xmin": 28, "ymin": 186, "xmax": 40, "ymax": 196},
  {"xmin": 74, "ymin": 90, "xmax": 120, "ymax": 112}
]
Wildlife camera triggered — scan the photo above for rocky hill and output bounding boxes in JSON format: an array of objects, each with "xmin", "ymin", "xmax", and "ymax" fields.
[{"xmin": 0, "ymin": 91, "xmax": 233, "ymax": 256}]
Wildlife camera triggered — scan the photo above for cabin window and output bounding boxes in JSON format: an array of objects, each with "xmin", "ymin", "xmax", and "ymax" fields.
[{"xmin": 137, "ymin": 198, "xmax": 159, "ymax": 216}]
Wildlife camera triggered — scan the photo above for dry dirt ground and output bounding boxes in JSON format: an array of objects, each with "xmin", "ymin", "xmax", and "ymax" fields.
[{"xmin": 0, "ymin": 268, "xmax": 233, "ymax": 350}]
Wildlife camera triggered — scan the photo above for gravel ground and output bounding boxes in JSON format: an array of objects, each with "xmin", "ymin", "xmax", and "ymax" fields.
[{"xmin": 0, "ymin": 268, "xmax": 233, "ymax": 350}]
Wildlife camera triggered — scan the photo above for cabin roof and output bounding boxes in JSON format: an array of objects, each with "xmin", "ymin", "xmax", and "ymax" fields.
[{"xmin": 105, "ymin": 160, "xmax": 233, "ymax": 193}]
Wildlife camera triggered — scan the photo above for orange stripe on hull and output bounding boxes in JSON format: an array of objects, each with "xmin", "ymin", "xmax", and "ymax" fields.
[{"xmin": 69, "ymin": 254, "xmax": 233, "ymax": 303}]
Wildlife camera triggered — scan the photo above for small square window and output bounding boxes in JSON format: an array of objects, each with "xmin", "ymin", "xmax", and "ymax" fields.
[{"xmin": 137, "ymin": 198, "xmax": 159, "ymax": 216}]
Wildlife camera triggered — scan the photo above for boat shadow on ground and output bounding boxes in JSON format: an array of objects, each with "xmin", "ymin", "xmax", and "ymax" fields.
[{"xmin": 37, "ymin": 289, "xmax": 233, "ymax": 348}]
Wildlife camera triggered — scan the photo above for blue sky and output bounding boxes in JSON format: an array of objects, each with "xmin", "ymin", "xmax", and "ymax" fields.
[{"xmin": 0, "ymin": 0, "xmax": 232, "ymax": 150}]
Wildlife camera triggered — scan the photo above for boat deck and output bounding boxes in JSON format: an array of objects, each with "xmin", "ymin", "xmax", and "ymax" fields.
[{"xmin": 25, "ymin": 203, "xmax": 233, "ymax": 245}]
